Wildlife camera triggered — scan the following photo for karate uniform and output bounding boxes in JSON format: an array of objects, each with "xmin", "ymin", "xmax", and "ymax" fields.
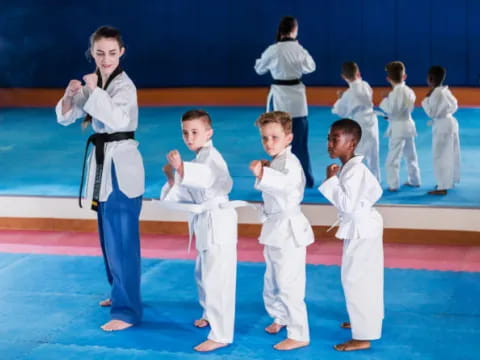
[
  {"xmin": 255, "ymin": 146, "xmax": 314, "ymax": 342},
  {"xmin": 255, "ymin": 40, "xmax": 316, "ymax": 187},
  {"xmin": 56, "ymin": 71, "xmax": 144, "ymax": 324},
  {"xmin": 421, "ymin": 86, "xmax": 460, "ymax": 190},
  {"xmin": 332, "ymin": 79, "xmax": 381, "ymax": 181},
  {"xmin": 319, "ymin": 156, "xmax": 384, "ymax": 340},
  {"xmin": 380, "ymin": 82, "xmax": 421, "ymax": 189},
  {"xmin": 160, "ymin": 140, "xmax": 237, "ymax": 344}
]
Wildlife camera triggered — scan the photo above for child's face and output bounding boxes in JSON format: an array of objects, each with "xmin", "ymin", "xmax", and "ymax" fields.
[
  {"xmin": 91, "ymin": 37, "xmax": 124, "ymax": 78},
  {"xmin": 327, "ymin": 128, "xmax": 355, "ymax": 159},
  {"xmin": 181, "ymin": 117, "xmax": 213, "ymax": 152},
  {"xmin": 259, "ymin": 122, "xmax": 293, "ymax": 157}
]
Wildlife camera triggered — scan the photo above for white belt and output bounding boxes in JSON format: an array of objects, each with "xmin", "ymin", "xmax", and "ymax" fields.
[
  {"xmin": 327, "ymin": 209, "xmax": 372, "ymax": 233},
  {"xmin": 260, "ymin": 206, "xmax": 302, "ymax": 223}
]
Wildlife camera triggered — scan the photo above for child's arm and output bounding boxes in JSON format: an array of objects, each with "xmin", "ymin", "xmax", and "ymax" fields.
[
  {"xmin": 252, "ymin": 162, "xmax": 298, "ymax": 196},
  {"xmin": 167, "ymin": 150, "xmax": 215, "ymax": 190},
  {"xmin": 82, "ymin": 73, "xmax": 136, "ymax": 131},
  {"xmin": 332, "ymin": 91, "xmax": 349, "ymax": 117}
]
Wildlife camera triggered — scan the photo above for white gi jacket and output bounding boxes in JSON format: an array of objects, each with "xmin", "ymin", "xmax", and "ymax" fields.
[
  {"xmin": 421, "ymin": 86, "xmax": 459, "ymax": 135},
  {"xmin": 319, "ymin": 156, "xmax": 383, "ymax": 240},
  {"xmin": 379, "ymin": 82, "xmax": 417, "ymax": 138},
  {"xmin": 160, "ymin": 141, "xmax": 237, "ymax": 252},
  {"xmin": 255, "ymin": 146, "xmax": 314, "ymax": 248},
  {"xmin": 255, "ymin": 41, "xmax": 316, "ymax": 117},
  {"xmin": 55, "ymin": 72, "xmax": 144, "ymax": 201}
]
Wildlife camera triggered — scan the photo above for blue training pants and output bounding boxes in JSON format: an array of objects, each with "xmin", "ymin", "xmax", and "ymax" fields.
[{"xmin": 291, "ymin": 116, "xmax": 314, "ymax": 188}]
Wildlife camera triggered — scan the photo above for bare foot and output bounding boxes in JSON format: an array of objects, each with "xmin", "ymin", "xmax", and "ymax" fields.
[
  {"xmin": 99, "ymin": 298, "xmax": 112, "ymax": 307},
  {"xmin": 194, "ymin": 319, "xmax": 209, "ymax": 328},
  {"xmin": 387, "ymin": 188, "xmax": 398, "ymax": 192},
  {"xmin": 334, "ymin": 339, "xmax": 371, "ymax": 351},
  {"xmin": 404, "ymin": 183, "xmax": 420, "ymax": 188},
  {"xmin": 101, "ymin": 319, "xmax": 133, "ymax": 332},
  {"xmin": 265, "ymin": 322, "xmax": 285, "ymax": 334},
  {"xmin": 428, "ymin": 189, "xmax": 447, "ymax": 195},
  {"xmin": 194, "ymin": 339, "xmax": 228, "ymax": 352},
  {"xmin": 274, "ymin": 338, "xmax": 309, "ymax": 351},
  {"xmin": 340, "ymin": 321, "xmax": 351, "ymax": 329}
]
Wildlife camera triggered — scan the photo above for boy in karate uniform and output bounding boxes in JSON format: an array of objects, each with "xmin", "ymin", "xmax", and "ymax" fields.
[
  {"xmin": 250, "ymin": 111, "xmax": 314, "ymax": 351},
  {"xmin": 421, "ymin": 65, "xmax": 460, "ymax": 195},
  {"xmin": 380, "ymin": 61, "xmax": 421, "ymax": 191},
  {"xmin": 160, "ymin": 109, "xmax": 237, "ymax": 352},
  {"xmin": 332, "ymin": 61, "xmax": 380, "ymax": 181},
  {"xmin": 319, "ymin": 118, "xmax": 384, "ymax": 352}
]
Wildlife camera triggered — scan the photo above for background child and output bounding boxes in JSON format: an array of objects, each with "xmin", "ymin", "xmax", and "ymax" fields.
[
  {"xmin": 254, "ymin": 16, "xmax": 316, "ymax": 187},
  {"xmin": 318, "ymin": 118, "xmax": 384, "ymax": 352},
  {"xmin": 160, "ymin": 110, "xmax": 237, "ymax": 352},
  {"xmin": 55, "ymin": 26, "xmax": 144, "ymax": 332},
  {"xmin": 332, "ymin": 61, "xmax": 381, "ymax": 181},
  {"xmin": 421, "ymin": 65, "xmax": 460, "ymax": 195},
  {"xmin": 249, "ymin": 111, "xmax": 314, "ymax": 351},
  {"xmin": 380, "ymin": 61, "xmax": 421, "ymax": 191}
]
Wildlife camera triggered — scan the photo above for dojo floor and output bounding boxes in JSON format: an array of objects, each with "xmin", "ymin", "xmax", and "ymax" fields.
[
  {"xmin": 0, "ymin": 230, "xmax": 479, "ymax": 360},
  {"xmin": 0, "ymin": 106, "xmax": 479, "ymax": 207}
]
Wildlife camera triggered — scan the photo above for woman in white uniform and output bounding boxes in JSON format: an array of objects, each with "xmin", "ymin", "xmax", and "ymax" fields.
[
  {"xmin": 56, "ymin": 26, "xmax": 144, "ymax": 332},
  {"xmin": 255, "ymin": 16, "xmax": 316, "ymax": 187}
]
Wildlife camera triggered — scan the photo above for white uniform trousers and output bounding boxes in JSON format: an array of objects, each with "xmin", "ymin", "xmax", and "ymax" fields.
[
  {"xmin": 195, "ymin": 242, "xmax": 237, "ymax": 343},
  {"xmin": 263, "ymin": 245, "xmax": 310, "ymax": 342},
  {"xmin": 386, "ymin": 137, "xmax": 421, "ymax": 189},
  {"xmin": 356, "ymin": 129, "xmax": 381, "ymax": 182},
  {"xmin": 342, "ymin": 235, "xmax": 384, "ymax": 340},
  {"xmin": 433, "ymin": 132, "xmax": 460, "ymax": 190}
]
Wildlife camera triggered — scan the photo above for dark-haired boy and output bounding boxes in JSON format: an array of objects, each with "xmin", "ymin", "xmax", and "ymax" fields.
[{"xmin": 318, "ymin": 119, "xmax": 384, "ymax": 352}]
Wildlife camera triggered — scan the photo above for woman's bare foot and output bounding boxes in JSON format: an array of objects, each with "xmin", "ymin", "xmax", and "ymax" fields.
[
  {"xmin": 274, "ymin": 338, "xmax": 309, "ymax": 350},
  {"xmin": 334, "ymin": 339, "xmax": 371, "ymax": 351},
  {"xmin": 99, "ymin": 298, "xmax": 112, "ymax": 307},
  {"xmin": 193, "ymin": 319, "xmax": 209, "ymax": 328},
  {"xmin": 194, "ymin": 339, "xmax": 228, "ymax": 352},
  {"xmin": 265, "ymin": 322, "xmax": 285, "ymax": 334},
  {"xmin": 101, "ymin": 319, "xmax": 133, "ymax": 332},
  {"xmin": 340, "ymin": 321, "xmax": 351, "ymax": 329}
]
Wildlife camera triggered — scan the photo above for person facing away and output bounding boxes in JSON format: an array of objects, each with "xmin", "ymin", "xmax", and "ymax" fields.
[
  {"xmin": 332, "ymin": 61, "xmax": 381, "ymax": 182},
  {"xmin": 421, "ymin": 65, "xmax": 460, "ymax": 195},
  {"xmin": 55, "ymin": 25, "xmax": 144, "ymax": 332},
  {"xmin": 249, "ymin": 111, "xmax": 314, "ymax": 351},
  {"xmin": 379, "ymin": 61, "xmax": 421, "ymax": 191},
  {"xmin": 160, "ymin": 109, "xmax": 237, "ymax": 352},
  {"xmin": 254, "ymin": 16, "xmax": 316, "ymax": 188},
  {"xmin": 318, "ymin": 119, "xmax": 384, "ymax": 352}
]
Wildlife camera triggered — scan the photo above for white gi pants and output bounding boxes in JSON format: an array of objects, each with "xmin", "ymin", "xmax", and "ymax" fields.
[
  {"xmin": 356, "ymin": 127, "xmax": 381, "ymax": 182},
  {"xmin": 263, "ymin": 245, "xmax": 310, "ymax": 342},
  {"xmin": 386, "ymin": 137, "xmax": 421, "ymax": 189},
  {"xmin": 433, "ymin": 132, "xmax": 460, "ymax": 190},
  {"xmin": 195, "ymin": 242, "xmax": 237, "ymax": 343},
  {"xmin": 342, "ymin": 235, "xmax": 384, "ymax": 340}
]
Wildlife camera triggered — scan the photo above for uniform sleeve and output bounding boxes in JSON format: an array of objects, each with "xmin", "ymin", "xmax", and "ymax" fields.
[
  {"xmin": 332, "ymin": 94, "xmax": 349, "ymax": 117},
  {"xmin": 254, "ymin": 46, "xmax": 273, "ymax": 75},
  {"xmin": 181, "ymin": 161, "xmax": 215, "ymax": 189},
  {"xmin": 318, "ymin": 170, "xmax": 362, "ymax": 213},
  {"xmin": 301, "ymin": 47, "xmax": 316, "ymax": 74},
  {"xmin": 83, "ymin": 82, "xmax": 136, "ymax": 131},
  {"xmin": 255, "ymin": 165, "xmax": 298, "ymax": 196},
  {"xmin": 55, "ymin": 87, "xmax": 89, "ymax": 126},
  {"xmin": 160, "ymin": 178, "xmax": 194, "ymax": 203},
  {"xmin": 422, "ymin": 88, "xmax": 458, "ymax": 119}
]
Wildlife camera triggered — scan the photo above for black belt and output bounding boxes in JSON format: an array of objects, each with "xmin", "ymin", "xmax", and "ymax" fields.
[
  {"xmin": 79, "ymin": 131, "xmax": 135, "ymax": 211},
  {"xmin": 272, "ymin": 79, "xmax": 301, "ymax": 85}
]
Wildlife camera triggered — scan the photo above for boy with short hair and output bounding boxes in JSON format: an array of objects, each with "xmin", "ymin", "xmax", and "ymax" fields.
[
  {"xmin": 160, "ymin": 109, "xmax": 237, "ymax": 352},
  {"xmin": 249, "ymin": 111, "xmax": 314, "ymax": 351},
  {"xmin": 421, "ymin": 65, "xmax": 460, "ymax": 195},
  {"xmin": 332, "ymin": 61, "xmax": 380, "ymax": 181},
  {"xmin": 319, "ymin": 118, "xmax": 384, "ymax": 352},
  {"xmin": 380, "ymin": 61, "xmax": 421, "ymax": 191}
]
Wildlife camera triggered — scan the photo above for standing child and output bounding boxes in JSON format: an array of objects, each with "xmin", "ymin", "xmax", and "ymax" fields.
[
  {"xmin": 319, "ymin": 118, "xmax": 384, "ymax": 352},
  {"xmin": 254, "ymin": 16, "xmax": 316, "ymax": 187},
  {"xmin": 250, "ymin": 111, "xmax": 314, "ymax": 351},
  {"xmin": 421, "ymin": 65, "xmax": 460, "ymax": 195},
  {"xmin": 332, "ymin": 61, "xmax": 381, "ymax": 181},
  {"xmin": 380, "ymin": 61, "xmax": 421, "ymax": 191},
  {"xmin": 55, "ymin": 26, "xmax": 144, "ymax": 332},
  {"xmin": 160, "ymin": 110, "xmax": 237, "ymax": 352}
]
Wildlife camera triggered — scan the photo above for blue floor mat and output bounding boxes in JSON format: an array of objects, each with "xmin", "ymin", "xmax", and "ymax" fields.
[
  {"xmin": 0, "ymin": 106, "xmax": 479, "ymax": 207},
  {"xmin": 0, "ymin": 252, "xmax": 478, "ymax": 359}
]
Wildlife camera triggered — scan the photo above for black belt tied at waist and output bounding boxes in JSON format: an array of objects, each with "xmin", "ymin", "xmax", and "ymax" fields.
[
  {"xmin": 79, "ymin": 131, "xmax": 135, "ymax": 211},
  {"xmin": 272, "ymin": 78, "xmax": 301, "ymax": 85}
]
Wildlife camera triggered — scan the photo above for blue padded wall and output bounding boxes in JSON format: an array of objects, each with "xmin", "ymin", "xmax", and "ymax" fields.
[{"xmin": 0, "ymin": 0, "xmax": 478, "ymax": 87}]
